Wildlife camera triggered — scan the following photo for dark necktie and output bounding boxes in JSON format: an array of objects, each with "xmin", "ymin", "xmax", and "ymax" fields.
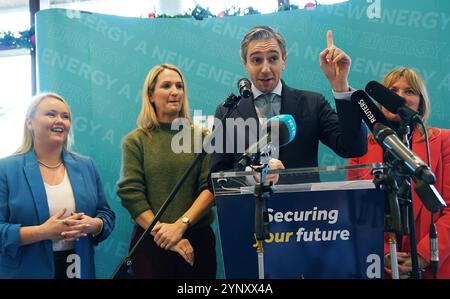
[{"xmin": 257, "ymin": 93, "xmax": 276, "ymax": 119}]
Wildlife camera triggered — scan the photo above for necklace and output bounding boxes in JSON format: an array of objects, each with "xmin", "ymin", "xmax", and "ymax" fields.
[{"xmin": 38, "ymin": 159, "xmax": 63, "ymax": 169}]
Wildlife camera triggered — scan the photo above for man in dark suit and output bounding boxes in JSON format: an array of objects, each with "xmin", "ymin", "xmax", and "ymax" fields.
[{"xmin": 210, "ymin": 26, "xmax": 367, "ymax": 178}]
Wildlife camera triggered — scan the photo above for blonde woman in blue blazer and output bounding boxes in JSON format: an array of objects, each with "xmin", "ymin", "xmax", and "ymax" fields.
[{"xmin": 0, "ymin": 92, "xmax": 115, "ymax": 279}]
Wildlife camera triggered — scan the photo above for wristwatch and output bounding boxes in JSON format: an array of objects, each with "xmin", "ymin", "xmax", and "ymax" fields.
[{"xmin": 181, "ymin": 216, "xmax": 190, "ymax": 226}]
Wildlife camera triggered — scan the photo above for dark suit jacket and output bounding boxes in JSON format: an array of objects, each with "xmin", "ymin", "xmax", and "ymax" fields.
[{"xmin": 210, "ymin": 81, "xmax": 368, "ymax": 178}]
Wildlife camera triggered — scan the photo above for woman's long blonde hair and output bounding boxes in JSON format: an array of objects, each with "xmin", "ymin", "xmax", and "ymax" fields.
[
  {"xmin": 381, "ymin": 67, "xmax": 431, "ymax": 136},
  {"xmin": 15, "ymin": 92, "xmax": 73, "ymax": 154},
  {"xmin": 137, "ymin": 64, "xmax": 191, "ymax": 134}
]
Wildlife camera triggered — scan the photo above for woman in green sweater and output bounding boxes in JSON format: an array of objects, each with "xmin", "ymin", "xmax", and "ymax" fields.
[{"xmin": 117, "ymin": 64, "xmax": 216, "ymax": 278}]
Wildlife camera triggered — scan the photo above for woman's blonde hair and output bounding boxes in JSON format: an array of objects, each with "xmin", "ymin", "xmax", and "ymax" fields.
[
  {"xmin": 382, "ymin": 67, "xmax": 431, "ymax": 135},
  {"xmin": 15, "ymin": 92, "xmax": 73, "ymax": 154},
  {"xmin": 137, "ymin": 64, "xmax": 190, "ymax": 133}
]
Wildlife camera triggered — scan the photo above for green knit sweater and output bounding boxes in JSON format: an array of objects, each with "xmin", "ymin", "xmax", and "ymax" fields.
[{"xmin": 117, "ymin": 124, "xmax": 213, "ymax": 230}]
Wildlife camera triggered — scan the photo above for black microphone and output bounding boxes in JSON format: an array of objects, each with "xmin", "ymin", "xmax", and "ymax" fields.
[
  {"xmin": 351, "ymin": 90, "xmax": 393, "ymax": 131},
  {"xmin": 414, "ymin": 179, "xmax": 446, "ymax": 216},
  {"xmin": 365, "ymin": 81, "xmax": 421, "ymax": 123},
  {"xmin": 351, "ymin": 91, "xmax": 436, "ymax": 184},
  {"xmin": 236, "ymin": 114, "xmax": 296, "ymax": 170},
  {"xmin": 237, "ymin": 78, "xmax": 253, "ymax": 98},
  {"xmin": 373, "ymin": 123, "xmax": 435, "ymax": 185},
  {"xmin": 353, "ymin": 90, "xmax": 446, "ymax": 215}
]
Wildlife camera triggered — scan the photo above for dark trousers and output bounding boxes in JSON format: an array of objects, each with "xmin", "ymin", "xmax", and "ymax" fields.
[
  {"xmin": 130, "ymin": 225, "xmax": 217, "ymax": 279},
  {"xmin": 53, "ymin": 249, "xmax": 76, "ymax": 279}
]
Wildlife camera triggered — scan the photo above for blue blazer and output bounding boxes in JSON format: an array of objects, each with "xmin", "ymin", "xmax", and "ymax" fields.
[{"xmin": 0, "ymin": 150, "xmax": 115, "ymax": 278}]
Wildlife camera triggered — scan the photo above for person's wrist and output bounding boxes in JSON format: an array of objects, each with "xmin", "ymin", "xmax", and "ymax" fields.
[
  {"xmin": 331, "ymin": 80, "xmax": 349, "ymax": 92},
  {"xmin": 180, "ymin": 216, "xmax": 190, "ymax": 229},
  {"xmin": 37, "ymin": 224, "xmax": 49, "ymax": 241},
  {"xmin": 91, "ymin": 217, "xmax": 103, "ymax": 237},
  {"xmin": 332, "ymin": 85, "xmax": 350, "ymax": 93}
]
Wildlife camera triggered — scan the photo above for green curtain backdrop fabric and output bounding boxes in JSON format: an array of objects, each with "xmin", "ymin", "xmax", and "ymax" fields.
[{"xmin": 35, "ymin": 0, "xmax": 450, "ymax": 278}]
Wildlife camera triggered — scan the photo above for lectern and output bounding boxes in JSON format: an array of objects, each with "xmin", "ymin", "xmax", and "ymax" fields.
[{"xmin": 211, "ymin": 164, "xmax": 385, "ymax": 279}]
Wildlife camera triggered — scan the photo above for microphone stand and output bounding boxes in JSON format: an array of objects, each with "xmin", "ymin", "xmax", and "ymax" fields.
[
  {"xmin": 395, "ymin": 122, "xmax": 410, "ymax": 250},
  {"xmin": 372, "ymin": 167, "xmax": 401, "ymax": 279},
  {"xmin": 396, "ymin": 120, "xmax": 422, "ymax": 279},
  {"xmin": 252, "ymin": 163, "xmax": 274, "ymax": 279},
  {"xmin": 111, "ymin": 93, "xmax": 242, "ymax": 278}
]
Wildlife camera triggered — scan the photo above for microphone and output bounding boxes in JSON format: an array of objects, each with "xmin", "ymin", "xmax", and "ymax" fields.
[
  {"xmin": 353, "ymin": 90, "xmax": 446, "ymax": 213},
  {"xmin": 351, "ymin": 90, "xmax": 393, "ymax": 131},
  {"xmin": 351, "ymin": 91, "xmax": 436, "ymax": 185},
  {"xmin": 237, "ymin": 78, "xmax": 253, "ymax": 98},
  {"xmin": 365, "ymin": 81, "xmax": 421, "ymax": 123},
  {"xmin": 414, "ymin": 179, "xmax": 446, "ymax": 215},
  {"xmin": 373, "ymin": 123, "xmax": 435, "ymax": 185},
  {"xmin": 236, "ymin": 114, "xmax": 297, "ymax": 170}
]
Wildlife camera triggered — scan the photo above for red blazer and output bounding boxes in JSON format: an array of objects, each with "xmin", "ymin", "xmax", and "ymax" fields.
[{"xmin": 348, "ymin": 128, "xmax": 450, "ymax": 278}]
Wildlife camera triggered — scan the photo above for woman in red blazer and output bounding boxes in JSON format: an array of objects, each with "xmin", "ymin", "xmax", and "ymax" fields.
[{"xmin": 348, "ymin": 67, "xmax": 450, "ymax": 279}]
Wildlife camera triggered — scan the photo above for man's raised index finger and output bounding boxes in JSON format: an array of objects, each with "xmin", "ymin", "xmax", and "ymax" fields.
[{"xmin": 327, "ymin": 30, "xmax": 334, "ymax": 48}]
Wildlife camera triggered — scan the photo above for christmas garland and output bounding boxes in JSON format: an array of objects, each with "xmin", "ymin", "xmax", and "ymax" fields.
[
  {"xmin": 0, "ymin": 26, "xmax": 35, "ymax": 51},
  {"xmin": 0, "ymin": 3, "xmax": 317, "ymax": 51},
  {"xmin": 149, "ymin": 4, "xmax": 263, "ymax": 20}
]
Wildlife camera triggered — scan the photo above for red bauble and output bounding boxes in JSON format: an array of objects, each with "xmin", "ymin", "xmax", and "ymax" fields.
[
  {"xmin": 148, "ymin": 12, "xmax": 156, "ymax": 18},
  {"xmin": 304, "ymin": 2, "xmax": 316, "ymax": 10},
  {"xmin": 30, "ymin": 35, "xmax": 36, "ymax": 45},
  {"xmin": 218, "ymin": 11, "xmax": 226, "ymax": 18}
]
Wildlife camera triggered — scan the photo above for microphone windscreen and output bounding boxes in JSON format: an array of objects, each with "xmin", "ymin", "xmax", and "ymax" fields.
[
  {"xmin": 351, "ymin": 90, "xmax": 391, "ymax": 132},
  {"xmin": 264, "ymin": 114, "xmax": 297, "ymax": 147},
  {"xmin": 365, "ymin": 80, "xmax": 405, "ymax": 114},
  {"xmin": 237, "ymin": 78, "xmax": 252, "ymax": 98}
]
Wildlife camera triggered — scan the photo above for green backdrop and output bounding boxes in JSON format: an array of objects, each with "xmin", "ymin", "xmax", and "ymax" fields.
[{"xmin": 35, "ymin": 0, "xmax": 450, "ymax": 278}]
